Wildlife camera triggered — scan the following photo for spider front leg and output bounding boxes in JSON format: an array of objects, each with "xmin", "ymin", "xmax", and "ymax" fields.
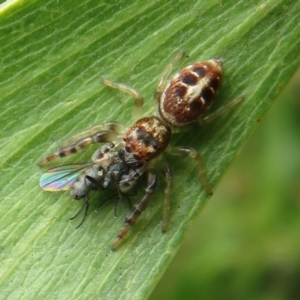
[
  {"xmin": 102, "ymin": 78, "xmax": 144, "ymax": 119},
  {"xmin": 111, "ymin": 171, "xmax": 158, "ymax": 250},
  {"xmin": 167, "ymin": 146, "xmax": 213, "ymax": 195},
  {"xmin": 38, "ymin": 122, "xmax": 124, "ymax": 166}
]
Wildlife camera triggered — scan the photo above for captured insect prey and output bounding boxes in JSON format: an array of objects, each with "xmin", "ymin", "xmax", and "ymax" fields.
[{"xmin": 39, "ymin": 51, "xmax": 243, "ymax": 249}]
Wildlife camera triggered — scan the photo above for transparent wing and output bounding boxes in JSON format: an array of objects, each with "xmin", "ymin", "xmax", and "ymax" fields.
[{"xmin": 39, "ymin": 164, "xmax": 93, "ymax": 191}]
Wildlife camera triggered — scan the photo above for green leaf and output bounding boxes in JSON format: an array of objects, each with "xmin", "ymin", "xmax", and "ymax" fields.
[{"xmin": 0, "ymin": 0, "xmax": 299, "ymax": 299}]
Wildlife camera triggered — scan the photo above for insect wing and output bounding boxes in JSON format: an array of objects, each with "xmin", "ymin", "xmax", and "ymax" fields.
[{"xmin": 39, "ymin": 164, "xmax": 92, "ymax": 191}]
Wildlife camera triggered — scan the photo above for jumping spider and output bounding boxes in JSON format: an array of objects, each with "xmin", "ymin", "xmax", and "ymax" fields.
[{"xmin": 39, "ymin": 52, "xmax": 242, "ymax": 249}]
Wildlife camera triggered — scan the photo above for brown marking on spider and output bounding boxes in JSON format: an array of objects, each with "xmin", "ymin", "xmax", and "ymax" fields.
[
  {"xmin": 124, "ymin": 117, "xmax": 171, "ymax": 161},
  {"xmin": 159, "ymin": 59, "xmax": 223, "ymax": 127}
]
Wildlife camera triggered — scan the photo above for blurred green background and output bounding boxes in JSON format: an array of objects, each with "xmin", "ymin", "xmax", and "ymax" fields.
[{"xmin": 150, "ymin": 69, "xmax": 300, "ymax": 300}]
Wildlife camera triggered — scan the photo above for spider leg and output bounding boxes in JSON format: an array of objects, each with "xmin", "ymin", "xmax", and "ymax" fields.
[
  {"xmin": 102, "ymin": 78, "xmax": 144, "ymax": 120},
  {"xmin": 154, "ymin": 50, "xmax": 186, "ymax": 102},
  {"xmin": 167, "ymin": 146, "xmax": 213, "ymax": 195},
  {"xmin": 61, "ymin": 122, "xmax": 125, "ymax": 146},
  {"xmin": 161, "ymin": 164, "xmax": 173, "ymax": 232},
  {"xmin": 199, "ymin": 95, "xmax": 244, "ymax": 125},
  {"xmin": 111, "ymin": 171, "xmax": 158, "ymax": 250},
  {"xmin": 39, "ymin": 123, "xmax": 123, "ymax": 166}
]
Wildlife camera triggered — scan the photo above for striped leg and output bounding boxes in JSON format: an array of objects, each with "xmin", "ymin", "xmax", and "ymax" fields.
[
  {"xmin": 38, "ymin": 122, "xmax": 124, "ymax": 166},
  {"xmin": 111, "ymin": 171, "xmax": 158, "ymax": 250}
]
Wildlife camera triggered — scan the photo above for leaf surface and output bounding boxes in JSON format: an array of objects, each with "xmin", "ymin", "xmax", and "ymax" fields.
[{"xmin": 0, "ymin": 1, "xmax": 299, "ymax": 299}]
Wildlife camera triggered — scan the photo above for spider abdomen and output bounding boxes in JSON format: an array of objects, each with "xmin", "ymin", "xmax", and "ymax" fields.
[{"xmin": 159, "ymin": 59, "xmax": 222, "ymax": 127}]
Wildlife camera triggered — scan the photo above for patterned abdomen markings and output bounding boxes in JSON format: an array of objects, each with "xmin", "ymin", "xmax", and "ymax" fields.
[{"xmin": 159, "ymin": 59, "xmax": 222, "ymax": 127}]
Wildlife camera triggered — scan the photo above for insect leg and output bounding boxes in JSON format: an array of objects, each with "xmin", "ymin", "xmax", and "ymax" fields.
[
  {"xmin": 102, "ymin": 78, "xmax": 144, "ymax": 119},
  {"xmin": 69, "ymin": 197, "xmax": 89, "ymax": 228},
  {"xmin": 199, "ymin": 95, "xmax": 244, "ymax": 125},
  {"xmin": 69, "ymin": 175, "xmax": 102, "ymax": 229},
  {"xmin": 167, "ymin": 146, "xmax": 213, "ymax": 195},
  {"xmin": 111, "ymin": 171, "xmax": 158, "ymax": 250},
  {"xmin": 154, "ymin": 50, "xmax": 186, "ymax": 102},
  {"xmin": 161, "ymin": 164, "xmax": 173, "ymax": 232},
  {"xmin": 111, "ymin": 172, "xmax": 124, "ymax": 218}
]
